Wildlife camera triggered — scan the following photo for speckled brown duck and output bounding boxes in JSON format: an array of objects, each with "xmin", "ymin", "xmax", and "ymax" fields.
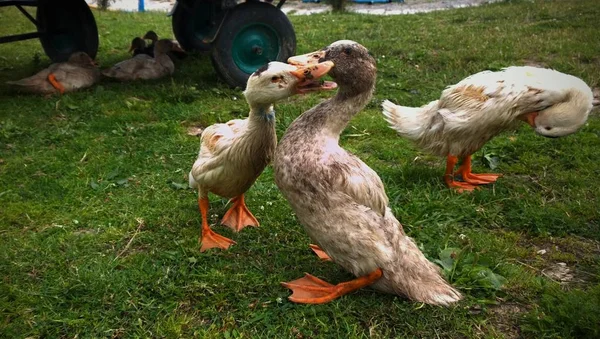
[{"xmin": 273, "ymin": 40, "xmax": 462, "ymax": 306}]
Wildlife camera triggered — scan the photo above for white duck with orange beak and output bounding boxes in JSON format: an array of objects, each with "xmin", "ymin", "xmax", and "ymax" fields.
[
  {"xmin": 189, "ymin": 61, "xmax": 337, "ymax": 252},
  {"xmin": 382, "ymin": 66, "xmax": 593, "ymax": 191}
]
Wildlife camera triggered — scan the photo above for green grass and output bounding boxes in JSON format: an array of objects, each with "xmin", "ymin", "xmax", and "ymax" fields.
[{"xmin": 1, "ymin": 0, "xmax": 599, "ymax": 337}]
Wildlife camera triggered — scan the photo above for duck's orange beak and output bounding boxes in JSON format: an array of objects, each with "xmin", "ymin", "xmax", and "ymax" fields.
[
  {"xmin": 290, "ymin": 61, "xmax": 337, "ymax": 94},
  {"xmin": 288, "ymin": 50, "xmax": 326, "ymax": 66},
  {"xmin": 290, "ymin": 61, "xmax": 334, "ymax": 81},
  {"xmin": 518, "ymin": 112, "xmax": 538, "ymax": 128}
]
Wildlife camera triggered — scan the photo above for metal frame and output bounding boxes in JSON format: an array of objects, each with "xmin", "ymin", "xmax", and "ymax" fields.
[{"xmin": 0, "ymin": 0, "xmax": 41, "ymax": 44}]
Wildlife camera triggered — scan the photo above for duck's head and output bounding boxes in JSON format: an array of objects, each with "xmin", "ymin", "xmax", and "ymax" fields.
[
  {"xmin": 519, "ymin": 88, "xmax": 592, "ymax": 138},
  {"xmin": 243, "ymin": 61, "xmax": 337, "ymax": 106},
  {"xmin": 143, "ymin": 30, "xmax": 158, "ymax": 42},
  {"xmin": 128, "ymin": 37, "xmax": 146, "ymax": 53},
  {"xmin": 68, "ymin": 52, "xmax": 97, "ymax": 67},
  {"xmin": 154, "ymin": 39, "xmax": 185, "ymax": 54},
  {"xmin": 288, "ymin": 40, "xmax": 376, "ymax": 94}
]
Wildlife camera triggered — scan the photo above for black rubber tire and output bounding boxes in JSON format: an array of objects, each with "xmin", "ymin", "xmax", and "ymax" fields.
[
  {"xmin": 172, "ymin": 0, "xmax": 222, "ymax": 52},
  {"xmin": 210, "ymin": 1, "xmax": 296, "ymax": 88},
  {"xmin": 36, "ymin": 0, "xmax": 99, "ymax": 62}
]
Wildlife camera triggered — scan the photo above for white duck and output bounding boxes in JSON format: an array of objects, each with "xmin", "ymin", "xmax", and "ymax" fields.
[
  {"xmin": 189, "ymin": 61, "xmax": 336, "ymax": 252},
  {"xmin": 382, "ymin": 66, "xmax": 593, "ymax": 191},
  {"xmin": 275, "ymin": 41, "xmax": 461, "ymax": 306}
]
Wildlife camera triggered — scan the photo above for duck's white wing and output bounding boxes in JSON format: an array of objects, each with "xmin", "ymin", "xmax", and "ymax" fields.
[
  {"xmin": 434, "ymin": 67, "xmax": 569, "ymax": 131},
  {"xmin": 442, "ymin": 67, "xmax": 571, "ymax": 114},
  {"xmin": 200, "ymin": 119, "xmax": 247, "ymax": 156},
  {"xmin": 190, "ymin": 118, "xmax": 248, "ymax": 184}
]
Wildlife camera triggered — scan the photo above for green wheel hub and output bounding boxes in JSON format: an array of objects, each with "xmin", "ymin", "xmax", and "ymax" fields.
[{"xmin": 231, "ymin": 24, "xmax": 280, "ymax": 74}]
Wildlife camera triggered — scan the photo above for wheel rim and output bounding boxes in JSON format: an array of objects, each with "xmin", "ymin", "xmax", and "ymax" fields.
[{"xmin": 231, "ymin": 23, "xmax": 280, "ymax": 74}]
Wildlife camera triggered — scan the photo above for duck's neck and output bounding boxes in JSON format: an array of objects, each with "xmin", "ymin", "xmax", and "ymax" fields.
[
  {"xmin": 248, "ymin": 102, "xmax": 276, "ymax": 125},
  {"xmin": 322, "ymin": 85, "xmax": 374, "ymax": 138}
]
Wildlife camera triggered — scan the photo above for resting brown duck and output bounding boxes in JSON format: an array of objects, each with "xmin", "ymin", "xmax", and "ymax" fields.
[
  {"xmin": 102, "ymin": 39, "xmax": 183, "ymax": 81},
  {"xmin": 6, "ymin": 52, "xmax": 100, "ymax": 95},
  {"xmin": 274, "ymin": 40, "xmax": 462, "ymax": 306},
  {"xmin": 128, "ymin": 37, "xmax": 148, "ymax": 57},
  {"xmin": 143, "ymin": 30, "xmax": 186, "ymax": 60}
]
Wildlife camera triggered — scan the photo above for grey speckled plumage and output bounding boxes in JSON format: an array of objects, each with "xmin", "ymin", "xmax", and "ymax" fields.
[{"xmin": 274, "ymin": 40, "xmax": 461, "ymax": 306}]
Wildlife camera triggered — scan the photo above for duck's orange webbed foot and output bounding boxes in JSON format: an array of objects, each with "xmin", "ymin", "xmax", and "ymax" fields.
[
  {"xmin": 457, "ymin": 155, "xmax": 501, "ymax": 185},
  {"xmin": 444, "ymin": 175, "xmax": 478, "ymax": 193},
  {"xmin": 200, "ymin": 227, "xmax": 236, "ymax": 252},
  {"xmin": 221, "ymin": 194, "xmax": 259, "ymax": 232},
  {"xmin": 309, "ymin": 244, "xmax": 332, "ymax": 261},
  {"xmin": 47, "ymin": 73, "xmax": 65, "ymax": 94},
  {"xmin": 443, "ymin": 155, "xmax": 478, "ymax": 193},
  {"xmin": 281, "ymin": 268, "xmax": 383, "ymax": 304},
  {"xmin": 461, "ymin": 172, "xmax": 502, "ymax": 185},
  {"xmin": 198, "ymin": 197, "xmax": 236, "ymax": 252}
]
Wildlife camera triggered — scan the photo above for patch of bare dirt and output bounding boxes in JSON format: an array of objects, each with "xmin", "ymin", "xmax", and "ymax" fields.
[
  {"xmin": 541, "ymin": 262, "xmax": 579, "ymax": 284},
  {"xmin": 487, "ymin": 303, "xmax": 528, "ymax": 339},
  {"xmin": 521, "ymin": 59, "xmax": 548, "ymax": 68},
  {"xmin": 516, "ymin": 235, "xmax": 600, "ymax": 287},
  {"xmin": 73, "ymin": 228, "xmax": 99, "ymax": 236},
  {"xmin": 186, "ymin": 126, "xmax": 204, "ymax": 137}
]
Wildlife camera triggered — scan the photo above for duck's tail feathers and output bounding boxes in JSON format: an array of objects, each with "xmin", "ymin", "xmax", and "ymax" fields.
[
  {"xmin": 6, "ymin": 78, "xmax": 33, "ymax": 87},
  {"xmin": 381, "ymin": 99, "xmax": 441, "ymax": 141},
  {"xmin": 188, "ymin": 171, "xmax": 197, "ymax": 189},
  {"xmin": 384, "ymin": 235, "xmax": 462, "ymax": 306}
]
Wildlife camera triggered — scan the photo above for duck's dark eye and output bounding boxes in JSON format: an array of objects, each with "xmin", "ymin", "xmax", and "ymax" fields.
[
  {"xmin": 344, "ymin": 47, "xmax": 352, "ymax": 55},
  {"xmin": 545, "ymin": 126, "xmax": 553, "ymax": 131},
  {"xmin": 271, "ymin": 76, "xmax": 279, "ymax": 82}
]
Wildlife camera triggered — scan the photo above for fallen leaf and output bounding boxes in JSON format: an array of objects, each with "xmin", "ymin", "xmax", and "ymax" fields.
[
  {"xmin": 170, "ymin": 181, "xmax": 188, "ymax": 190},
  {"xmin": 106, "ymin": 169, "xmax": 120, "ymax": 180},
  {"xmin": 483, "ymin": 154, "xmax": 500, "ymax": 170}
]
